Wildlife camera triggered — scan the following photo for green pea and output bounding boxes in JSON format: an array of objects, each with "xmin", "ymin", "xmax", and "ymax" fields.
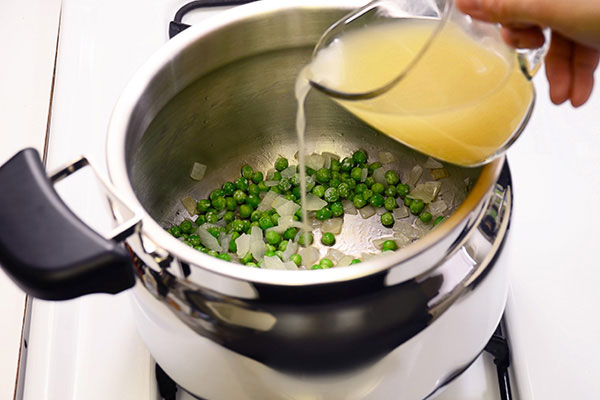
[
  {"xmin": 278, "ymin": 240, "xmax": 288, "ymax": 251},
  {"xmin": 265, "ymin": 244, "xmax": 276, "ymax": 252},
  {"xmin": 238, "ymin": 204, "xmax": 252, "ymax": 218},
  {"xmin": 258, "ymin": 216, "xmax": 273, "ymax": 230},
  {"xmin": 410, "ymin": 199, "xmax": 425, "ymax": 215},
  {"xmin": 385, "ymin": 185, "xmax": 398, "ymax": 198},
  {"xmin": 291, "ymin": 254, "xmax": 302, "ymax": 266},
  {"xmin": 315, "ymin": 206, "xmax": 332, "ymax": 221},
  {"xmin": 434, "ymin": 216, "xmax": 445, "ymax": 226},
  {"xmin": 235, "ymin": 177, "xmax": 249, "ymax": 191},
  {"xmin": 330, "ymin": 201, "xmax": 344, "ymax": 217},
  {"xmin": 342, "ymin": 175, "xmax": 356, "ymax": 189},
  {"xmin": 250, "ymin": 221, "xmax": 260, "ymax": 229},
  {"xmin": 229, "ymin": 232, "xmax": 240, "ymax": 253},
  {"xmin": 368, "ymin": 162, "xmax": 382, "ymax": 175},
  {"xmin": 320, "ymin": 258, "xmax": 334, "ymax": 268},
  {"xmin": 337, "ymin": 183, "xmax": 351, "ymax": 199},
  {"xmin": 419, "ymin": 212, "xmax": 433, "ymax": 223},
  {"xmin": 241, "ymin": 252, "xmax": 253, "ymax": 264},
  {"xmin": 321, "ymin": 232, "xmax": 336, "ymax": 246},
  {"xmin": 369, "ymin": 193, "xmax": 385, "ymax": 208},
  {"xmin": 312, "ymin": 185, "xmax": 326, "ymax": 198},
  {"xmin": 275, "ymin": 250, "xmax": 284, "ymax": 259},
  {"xmin": 211, "ymin": 196, "xmax": 226, "ymax": 211},
  {"xmin": 404, "ymin": 197, "xmax": 414, "ymax": 207},
  {"xmin": 247, "ymin": 184, "xmax": 260, "ymax": 196},
  {"xmin": 340, "ymin": 157, "xmax": 355, "ymax": 172},
  {"xmin": 364, "ymin": 176, "xmax": 375, "ymax": 188},
  {"xmin": 207, "ymin": 227, "xmax": 220, "ymax": 238},
  {"xmin": 384, "ymin": 197, "xmax": 397, "ymax": 211},
  {"xmin": 231, "ymin": 219, "xmax": 246, "ymax": 233},
  {"xmin": 353, "ymin": 194, "xmax": 367, "ymax": 209},
  {"xmin": 277, "ymin": 178, "xmax": 291, "ymax": 192},
  {"xmin": 352, "ymin": 149, "xmax": 368, "ymax": 164},
  {"xmin": 270, "ymin": 213, "xmax": 280, "ymax": 225},
  {"xmin": 241, "ymin": 164, "xmax": 254, "ymax": 179},
  {"xmin": 169, "ymin": 226, "xmax": 182, "ymax": 238},
  {"xmin": 385, "ymin": 170, "xmax": 400, "ymax": 186},
  {"xmin": 257, "ymin": 181, "xmax": 269, "ymax": 192},
  {"xmin": 207, "ymin": 250, "xmax": 219, "ymax": 257},
  {"xmin": 350, "ymin": 259, "xmax": 361, "ymax": 264},
  {"xmin": 246, "ymin": 194, "xmax": 260, "ymax": 209},
  {"xmin": 195, "ymin": 215, "xmax": 206, "ymax": 226},
  {"xmin": 246, "ymin": 262, "xmax": 259, "ymax": 268},
  {"xmin": 298, "ymin": 232, "xmax": 313, "ymax": 246},
  {"xmin": 250, "ymin": 210, "xmax": 262, "ymax": 222},
  {"xmin": 330, "ymin": 159, "xmax": 341, "ymax": 172},
  {"xmin": 196, "ymin": 199, "xmax": 211, "ymax": 213},
  {"xmin": 362, "ymin": 189, "xmax": 373, "ymax": 201},
  {"xmin": 324, "ymin": 187, "xmax": 339, "ymax": 203},
  {"xmin": 382, "ymin": 240, "xmax": 397, "ymax": 252},
  {"xmin": 266, "ymin": 231, "xmax": 281, "ymax": 245},
  {"xmin": 264, "ymin": 250, "xmax": 276, "ymax": 257},
  {"xmin": 251, "ymin": 171, "xmax": 264, "ymax": 184},
  {"xmin": 305, "ymin": 166, "xmax": 315, "ymax": 176},
  {"xmin": 396, "ymin": 183, "xmax": 410, "ymax": 197},
  {"xmin": 316, "ymin": 168, "xmax": 331, "ymax": 184},
  {"xmin": 222, "ymin": 182, "xmax": 236, "ymax": 196},
  {"xmin": 351, "ymin": 167, "xmax": 363, "ymax": 181},
  {"xmin": 179, "ymin": 220, "xmax": 194, "ymax": 233},
  {"xmin": 270, "ymin": 186, "xmax": 282, "ymax": 194},
  {"xmin": 329, "ymin": 178, "xmax": 342, "ymax": 188},
  {"xmin": 210, "ymin": 189, "xmax": 225, "ymax": 201},
  {"xmin": 312, "ymin": 265, "xmax": 324, "ymax": 270},
  {"xmin": 381, "ymin": 212, "xmax": 394, "ymax": 227},
  {"xmin": 232, "ymin": 190, "xmax": 246, "ymax": 205},
  {"xmin": 272, "ymin": 171, "xmax": 282, "ymax": 181},
  {"xmin": 355, "ymin": 183, "xmax": 368, "ymax": 194},
  {"xmin": 275, "ymin": 157, "xmax": 289, "ymax": 172},
  {"xmin": 225, "ymin": 197, "xmax": 237, "ymax": 211},
  {"xmin": 217, "ymin": 253, "xmax": 231, "ymax": 262},
  {"xmin": 284, "ymin": 227, "xmax": 298, "ymax": 241},
  {"xmin": 223, "ymin": 211, "xmax": 235, "ymax": 223}
]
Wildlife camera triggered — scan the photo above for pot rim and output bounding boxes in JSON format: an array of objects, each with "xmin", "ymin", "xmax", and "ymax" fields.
[{"xmin": 106, "ymin": 0, "xmax": 505, "ymax": 287}]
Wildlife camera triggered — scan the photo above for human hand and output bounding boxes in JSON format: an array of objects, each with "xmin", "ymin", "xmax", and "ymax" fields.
[{"xmin": 456, "ymin": 0, "xmax": 600, "ymax": 107}]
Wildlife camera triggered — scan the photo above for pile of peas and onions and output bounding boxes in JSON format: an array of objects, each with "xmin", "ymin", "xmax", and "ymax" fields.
[{"xmin": 166, "ymin": 149, "xmax": 446, "ymax": 270}]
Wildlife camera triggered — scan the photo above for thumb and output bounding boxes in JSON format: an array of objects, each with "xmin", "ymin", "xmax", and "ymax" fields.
[{"xmin": 455, "ymin": 0, "xmax": 552, "ymax": 26}]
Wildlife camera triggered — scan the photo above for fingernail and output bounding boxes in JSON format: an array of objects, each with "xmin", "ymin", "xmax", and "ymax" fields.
[{"xmin": 456, "ymin": 0, "xmax": 481, "ymax": 13}]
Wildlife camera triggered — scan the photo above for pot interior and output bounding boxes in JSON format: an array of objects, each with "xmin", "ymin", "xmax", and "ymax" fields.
[{"xmin": 128, "ymin": 5, "xmax": 482, "ymax": 258}]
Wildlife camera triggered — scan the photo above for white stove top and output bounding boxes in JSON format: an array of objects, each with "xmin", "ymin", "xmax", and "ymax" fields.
[{"xmin": 7, "ymin": 0, "xmax": 600, "ymax": 399}]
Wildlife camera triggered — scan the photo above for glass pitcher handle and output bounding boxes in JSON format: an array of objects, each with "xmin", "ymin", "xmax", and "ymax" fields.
[{"xmin": 517, "ymin": 27, "xmax": 551, "ymax": 80}]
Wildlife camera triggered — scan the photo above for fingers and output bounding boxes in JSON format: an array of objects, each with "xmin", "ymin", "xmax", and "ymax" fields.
[
  {"xmin": 545, "ymin": 33, "xmax": 573, "ymax": 105},
  {"xmin": 501, "ymin": 26, "xmax": 545, "ymax": 48},
  {"xmin": 569, "ymin": 43, "xmax": 600, "ymax": 107},
  {"xmin": 456, "ymin": 0, "xmax": 548, "ymax": 25}
]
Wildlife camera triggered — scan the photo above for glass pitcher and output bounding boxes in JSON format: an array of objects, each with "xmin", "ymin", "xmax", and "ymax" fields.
[{"xmin": 307, "ymin": 0, "xmax": 549, "ymax": 167}]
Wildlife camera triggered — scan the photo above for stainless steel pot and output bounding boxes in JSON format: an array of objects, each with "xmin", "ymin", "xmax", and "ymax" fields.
[{"xmin": 0, "ymin": 1, "xmax": 514, "ymax": 399}]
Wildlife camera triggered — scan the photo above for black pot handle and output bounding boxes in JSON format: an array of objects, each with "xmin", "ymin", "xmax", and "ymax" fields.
[{"xmin": 0, "ymin": 148, "xmax": 138, "ymax": 300}]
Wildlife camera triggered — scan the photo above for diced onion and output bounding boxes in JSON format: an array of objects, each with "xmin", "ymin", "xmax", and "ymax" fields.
[
  {"xmin": 250, "ymin": 240, "xmax": 266, "ymax": 261},
  {"xmin": 378, "ymin": 151, "xmax": 395, "ymax": 164},
  {"xmin": 393, "ymin": 206, "xmax": 409, "ymax": 219},
  {"xmin": 376, "ymin": 207, "xmax": 387, "ymax": 216},
  {"xmin": 325, "ymin": 248, "xmax": 345, "ymax": 263},
  {"xmin": 305, "ymin": 193, "xmax": 328, "ymax": 211},
  {"xmin": 305, "ymin": 154, "xmax": 325, "ymax": 170},
  {"xmin": 275, "ymin": 199, "xmax": 301, "ymax": 217},
  {"xmin": 219, "ymin": 232, "xmax": 232, "ymax": 252},
  {"xmin": 408, "ymin": 181, "xmax": 442, "ymax": 203},
  {"xmin": 337, "ymin": 255, "xmax": 354, "ymax": 266},
  {"xmin": 428, "ymin": 199, "xmax": 448, "ymax": 214},
  {"xmin": 423, "ymin": 157, "xmax": 444, "ymax": 169},
  {"xmin": 360, "ymin": 168, "xmax": 368, "ymax": 182},
  {"xmin": 281, "ymin": 165, "xmax": 296, "ymax": 179},
  {"xmin": 257, "ymin": 191, "xmax": 279, "ymax": 212},
  {"xmin": 394, "ymin": 233, "xmax": 411, "ymax": 248},
  {"xmin": 180, "ymin": 196, "xmax": 197, "ymax": 216},
  {"xmin": 342, "ymin": 199, "xmax": 357, "ymax": 215},
  {"xmin": 263, "ymin": 256, "xmax": 286, "ymax": 270},
  {"xmin": 321, "ymin": 218, "xmax": 343, "ymax": 234},
  {"xmin": 282, "ymin": 241, "xmax": 299, "ymax": 261},
  {"xmin": 392, "ymin": 221, "xmax": 422, "ymax": 239},
  {"xmin": 359, "ymin": 205, "xmax": 376, "ymax": 219},
  {"xmin": 190, "ymin": 162, "xmax": 207, "ymax": 181},
  {"xmin": 299, "ymin": 246, "xmax": 320, "ymax": 267},
  {"xmin": 235, "ymin": 234, "xmax": 250, "ymax": 257},
  {"xmin": 373, "ymin": 168, "xmax": 387, "ymax": 185},
  {"xmin": 430, "ymin": 168, "xmax": 449, "ymax": 180},
  {"xmin": 407, "ymin": 165, "xmax": 423, "ymax": 187},
  {"xmin": 264, "ymin": 180, "xmax": 279, "ymax": 187},
  {"xmin": 198, "ymin": 227, "xmax": 222, "ymax": 252},
  {"xmin": 284, "ymin": 261, "xmax": 299, "ymax": 270}
]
